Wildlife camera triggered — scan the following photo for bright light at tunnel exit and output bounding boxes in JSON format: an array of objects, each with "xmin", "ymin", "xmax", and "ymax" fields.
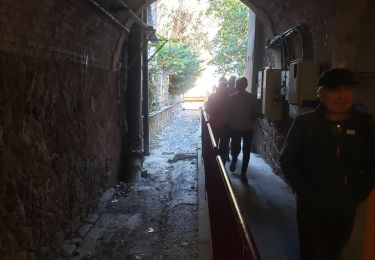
[
  {"xmin": 184, "ymin": 65, "xmax": 218, "ymax": 98},
  {"xmin": 156, "ymin": 0, "xmax": 220, "ymax": 99}
]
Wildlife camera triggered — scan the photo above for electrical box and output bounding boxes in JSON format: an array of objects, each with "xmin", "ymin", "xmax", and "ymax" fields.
[
  {"xmin": 281, "ymin": 70, "xmax": 289, "ymax": 98},
  {"xmin": 257, "ymin": 70, "xmax": 264, "ymax": 100},
  {"xmin": 262, "ymin": 68, "xmax": 282, "ymax": 121},
  {"xmin": 288, "ymin": 61, "xmax": 319, "ymax": 105}
]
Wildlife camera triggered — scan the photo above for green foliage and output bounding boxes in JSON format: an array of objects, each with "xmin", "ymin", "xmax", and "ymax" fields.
[
  {"xmin": 154, "ymin": 40, "xmax": 202, "ymax": 95},
  {"xmin": 148, "ymin": 0, "xmax": 209, "ymax": 105},
  {"xmin": 157, "ymin": 0, "xmax": 211, "ymax": 53},
  {"xmin": 207, "ymin": 0, "xmax": 249, "ymax": 76}
]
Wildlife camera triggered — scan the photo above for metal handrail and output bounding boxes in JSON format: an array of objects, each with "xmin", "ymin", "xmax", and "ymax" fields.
[
  {"xmin": 202, "ymin": 107, "xmax": 209, "ymax": 122},
  {"xmin": 216, "ymin": 156, "xmax": 261, "ymax": 259},
  {"xmin": 207, "ymin": 123, "xmax": 218, "ymax": 150},
  {"xmin": 202, "ymin": 109, "xmax": 260, "ymax": 260},
  {"xmin": 202, "ymin": 109, "xmax": 218, "ymax": 150}
]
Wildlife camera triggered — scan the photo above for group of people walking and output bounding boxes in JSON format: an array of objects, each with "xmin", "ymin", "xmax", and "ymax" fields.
[
  {"xmin": 204, "ymin": 68, "xmax": 375, "ymax": 260},
  {"xmin": 205, "ymin": 75, "xmax": 258, "ymax": 183}
]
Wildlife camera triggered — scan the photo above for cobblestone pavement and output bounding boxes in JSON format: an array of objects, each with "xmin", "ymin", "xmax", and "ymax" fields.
[{"xmin": 60, "ymin": 110, "xmax": 201, "ymax": 260}]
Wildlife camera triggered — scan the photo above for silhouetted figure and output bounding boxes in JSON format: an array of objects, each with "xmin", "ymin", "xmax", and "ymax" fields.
[
  {"xmin": 280, "ymin": 68, "xmax": 375, "ymax": 260},
  {"xmin": 206, "ymin": 80, "xmax": 230, "ymax": 160},
  {"xmin": 224, "ymin": 75, "xmax": 238, "ymax": 161},
  {"xmin": 227, "ymin": 77, "xmax": 257, "ymax": 183},
  {"xmin": 227, "ymin": 75, "xmax": 237, "ymax": 95},
  {"xmin": 218, "ymin": 76, "xmax": 228, "ymax": 86}
]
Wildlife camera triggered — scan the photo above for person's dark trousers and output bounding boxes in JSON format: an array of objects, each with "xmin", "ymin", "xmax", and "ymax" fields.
[
  {"xmin": 230, "ymin": 129, "xmax": 254, "ymax": 172},
  {"xmin": 297, "ymin": 198, "xmax": 355, "ymax": 260},
  {"xmin": 213, "ymin": 128, "xmax": 229, "ymax": 161},
  {"xmin": 220, "ymin": 127, "xmax": 230, "ymax": 161}
]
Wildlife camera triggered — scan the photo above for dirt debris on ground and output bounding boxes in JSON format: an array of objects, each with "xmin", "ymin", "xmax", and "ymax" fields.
[{"xmin": 58, "ymin": 110, "xmax": 201, "ymax": 260}]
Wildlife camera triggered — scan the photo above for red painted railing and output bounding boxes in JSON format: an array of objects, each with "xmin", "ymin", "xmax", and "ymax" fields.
[{"xmin": 201, "ymin": 109, "xmax": 261, "ymax": 260}]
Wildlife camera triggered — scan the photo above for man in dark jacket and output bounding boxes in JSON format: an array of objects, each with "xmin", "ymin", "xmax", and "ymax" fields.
[
  {"xmin": 280, "ymin": 68, "xmax": 375, "ymax": 260},
  {"xmin": 206, "ymin": 80, "xmax": 230, "ymax": 160}
]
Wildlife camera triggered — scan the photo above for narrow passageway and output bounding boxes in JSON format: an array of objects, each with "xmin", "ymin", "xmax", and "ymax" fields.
[
  {"xmin": 63, "ymin": 110, "xmax": 200, "ymax": 260},
  {"xmin": 60, "ymin": 108, "xmax": 300, "ymax": 260},
  {"xmin": 2, "ymin": 1, "xmax": 374, "ymax": 259},
  {"xmin": 227, "ymin": 154, "xmax": 300, "ymax": 260}
]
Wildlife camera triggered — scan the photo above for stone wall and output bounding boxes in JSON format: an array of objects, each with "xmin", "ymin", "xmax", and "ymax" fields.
[
  {"xmin": 0, "ymin": 51, "xmax": 122, "ymax": 260},
  {"xmin": 0, "ymin": 0, "xmax": 127, "ymax": 258},
  {"xmin": 243, "ymin": 0, "xmax": 334, "ymax": 68},
  {"xmin": 252, "ymin": 118, "xmax": 289, "ymax": 175},
  {"xmin": 149, "ymin": 103, "xmax": 182, "ymax": 142}
]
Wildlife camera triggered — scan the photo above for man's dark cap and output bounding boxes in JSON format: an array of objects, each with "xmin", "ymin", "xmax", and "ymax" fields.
[{"xmin": 318, "ymin": 68, "xmax": 358, "ymax": 88}]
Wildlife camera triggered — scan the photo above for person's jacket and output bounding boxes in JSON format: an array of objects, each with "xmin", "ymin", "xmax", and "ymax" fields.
[
  {"xmin": 280, "ymin": 105, "xmax": 375, "ymax": 220},
  {"xmin": 206, "ymin": 90, "xmax": 229, "ymax": 129},
  {"xmin": 227, "ymin": 91, "xmax": 257, "ymax": 131}
]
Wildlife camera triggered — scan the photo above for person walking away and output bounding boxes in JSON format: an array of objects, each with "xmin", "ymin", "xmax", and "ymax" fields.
[
  {"xmin": 224, "ymin": 75, "xmax": 238, "ymax": 161},
  {"xmin": 227, "ymin": 75, "xmax": 237, "ymax": 95},
  {"xmin": 280, "ymin": 68, "xmax": 375, "ymax": 260},
  {"xmin": 218, "ymin": 76, "xmax": 228, "ymax": 86},
  {"xmin": 227, "ymin": 77, "xmax": 258, "ymax": 183},
  {"xmin": 206, "ymin": 80, "xmax": 230, "ymax": 160}
]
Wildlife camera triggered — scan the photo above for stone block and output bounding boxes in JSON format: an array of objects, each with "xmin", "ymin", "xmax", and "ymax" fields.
[
  {"xmin": 0, "ymin": 125, "xmax": 4, "ymax": 146},
  {"xmin": 71, "ymin": 237, "xmax": 83, "ymax": 247},
  {"xmin": 97, "ymin": 188, "xmax": 115, "ymax": 212},
  {"xmin": 61, "ymin": 243, "xmax": 77, "ymax": 257},
  {"xmin": 85, "ymin": 213, "xmax": 99, "ymax": 224},
  {"xmin": 78, "ymin": 224, "xmax": 93, "ymax": 238}
]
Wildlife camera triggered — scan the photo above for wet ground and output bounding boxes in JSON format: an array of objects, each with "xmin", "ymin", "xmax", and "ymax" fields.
[
  {"xmin": 61, "ymin": 110, "xmax": 200, "ymax": 260},
  {"xmin": 226, "ymin": 154, "xmax": 299, "ymax": 260},
  {"xmin": 59, "ymin": 108, "xmax": 300, "ymax": 260}
]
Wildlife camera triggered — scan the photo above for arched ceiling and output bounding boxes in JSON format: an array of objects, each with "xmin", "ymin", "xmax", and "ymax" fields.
[{"xmin": 95, "ymin": 0, "xmax": 156, "ymax": 14}]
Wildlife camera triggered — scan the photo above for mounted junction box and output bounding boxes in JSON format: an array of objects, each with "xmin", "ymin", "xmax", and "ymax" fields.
[
  {"xmin": 288, "ymin": 61, "xmax": 319, "ymax": 105},
  {"xmin": 257, "ymin": 70, "xmax": 264, "ymax": 100},
  {"xmin": 281, "ymin": 70, "xmax": 289, "ymax": 98},
  {"xmin": 262, "ymin": 68, "xmax": 282, "ymax": 121}
]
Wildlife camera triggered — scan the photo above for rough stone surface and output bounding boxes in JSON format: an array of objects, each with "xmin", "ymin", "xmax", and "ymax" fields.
[
  {"xmin": 62, "ymin": 243, "xmax": 77, "ymax": 257},
  {"xmin": 149, "ymin": 103, "xmax": 183, "ymax": 142},
  {"xmin": 0, "ymin": 51, "xmax": 122, "ymax": 259},
  {"xmin": 97, "ymin": 188, "xmax": 116, "ymax": 213},
  {"xmin": 78, "ymin": 224, "xmax": 93, "ymax": 238},
  {"xmin": 71, "ymin": 238, "xmax": 83, "ymax": 247},
  {"xmin": 61, "ymin": 110, "xmax": 200, "ymax": 260},
  {"xmin": 168, "ymin": 153, "xmax": 197, "ymax": 163},
  {"xmin": 0, "ymin": 0, "xmax": 184, "ymax": 259},
  {"xmin": 0, "ymin": 0, "xmax": 124, "ymax": 256},
  {"xmin": 0, "ymin": 0, "xmax": 126, "ymax": 69},
  {"xmin": 85, "ymin": 213, "xmax": 100, "ymax": 224}
]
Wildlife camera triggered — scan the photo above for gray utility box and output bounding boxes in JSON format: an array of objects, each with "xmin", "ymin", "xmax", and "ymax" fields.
[
  {"xmin": 288, "ymin": 61, "xmax": 319, "ymax": 105},
  {"xmin": 257, "ymin": 69, "xmax": 264, "ymax": 100},
  {"xmin": 262, "ymin": 68, "xmax": 282, "ymax": 122}
]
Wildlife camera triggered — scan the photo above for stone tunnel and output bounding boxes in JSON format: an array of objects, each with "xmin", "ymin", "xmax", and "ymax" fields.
[{"xmin": 0, "ymin": 0, "xmax": 375, "ymax": 259}]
